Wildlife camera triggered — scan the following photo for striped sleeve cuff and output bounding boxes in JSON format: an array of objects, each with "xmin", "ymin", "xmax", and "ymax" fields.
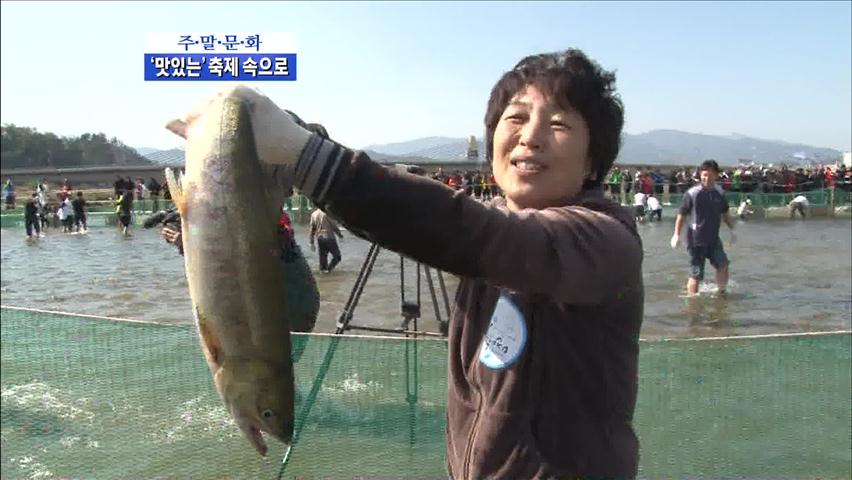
[{"xmin": 294, "ymin": 134, "xmax": 353, "ymax": 207}]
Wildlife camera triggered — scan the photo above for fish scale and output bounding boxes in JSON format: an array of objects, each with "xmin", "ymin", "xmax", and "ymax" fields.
[{"xmin": 165, "ymin": 91, "xmax": 295, "ymax": 457}]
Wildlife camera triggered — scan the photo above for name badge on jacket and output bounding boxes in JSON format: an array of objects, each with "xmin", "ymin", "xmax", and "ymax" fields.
[{"xmin": 479, "ymin": 293, "xmax": 527, "ymax": 369}]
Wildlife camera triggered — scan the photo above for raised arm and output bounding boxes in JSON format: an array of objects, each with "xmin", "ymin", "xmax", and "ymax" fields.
[
  {"xmin": 294, "ymin": 139, "xmax": 641, "ymax": 304},
  {"xmin": 164, "ymin": 86, "xmax": 642, "ymax": 304}
]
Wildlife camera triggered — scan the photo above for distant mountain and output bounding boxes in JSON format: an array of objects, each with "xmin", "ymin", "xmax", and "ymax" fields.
[
  {"xmin": 363, "ymin": 137, "xmax": 462, "ymax": 157},
  {"xmin": 139, "ymin": 146, "xmax": 444, "ymax": 168},
  {"xmin": 363, "ymin": 150, "xmax": 439, "ymax": 164},
  {"xmin": 135, "ymin": 130, "xmax": 842, "ymax": 170},
  {"xmin": 143, "ymin": 148, "xmax": 185, "ymax": 166},
  {"xmin": 366, "ymin": 137, "xmax": 481, "ymax": 161},
  {"xmin": 134, "ymin": 147, "xmax": 160, "ymax": 156},
  {"xmin": 365, "ymin": 130, "xmax": 843, "ymax": 166},
  {"xmin": 0, "ymin": 124, "xmax": 151, "ymax": 169},
  {"xmin": 618, "ymin": 130, "xmax": 841, "ymax": 166}
]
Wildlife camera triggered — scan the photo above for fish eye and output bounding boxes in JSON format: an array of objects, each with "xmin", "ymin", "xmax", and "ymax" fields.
[{"xmin": 262, "ymin": 409, "xmax": 274, "ymax": 419}]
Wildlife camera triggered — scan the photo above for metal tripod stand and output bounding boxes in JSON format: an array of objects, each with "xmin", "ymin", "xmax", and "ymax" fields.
[
  {"xmin": 334, "ymin": 243, "xmax": 451, "ymax": 337},
  {"xmin": 280, "ymin": 242, "xmax": 449, "ymax": 476}
]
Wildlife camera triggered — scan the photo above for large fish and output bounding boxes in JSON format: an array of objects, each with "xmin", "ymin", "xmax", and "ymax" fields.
[{"xmin": 164, "ymin": 90, "xmax": 294, "ymax": 456}]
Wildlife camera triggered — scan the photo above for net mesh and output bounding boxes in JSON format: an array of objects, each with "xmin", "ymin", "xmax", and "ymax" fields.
[
  {"xmin": 1, "ymin": 306, "xmax": 850, "ymax": 479},
  {"xmin": 665, "ymin": 188, "xmax": 851, "ymax": 208}
]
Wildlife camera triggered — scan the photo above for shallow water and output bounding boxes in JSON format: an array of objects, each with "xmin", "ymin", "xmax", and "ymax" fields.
[{"xmin": 1, "ymin": 217, "xmax": 850, "ymax": 338}]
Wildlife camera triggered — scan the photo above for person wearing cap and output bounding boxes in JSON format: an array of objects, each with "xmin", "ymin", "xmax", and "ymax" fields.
[{"xmin": 671, "ymin": 160, "xmax": 735, "ymax": 295}]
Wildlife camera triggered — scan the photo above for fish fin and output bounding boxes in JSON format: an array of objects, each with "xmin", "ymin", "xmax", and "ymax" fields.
[
  {"xmin": 164, "ymin": 168, "xmax": 188, "ymax": 218},
  {"xmin": 195, "ymin": 306, "xmax": 221, "ymax": 367},
  {"xmin": 165, "ymin": 118, "xmax": 188, "ymax": 139}
]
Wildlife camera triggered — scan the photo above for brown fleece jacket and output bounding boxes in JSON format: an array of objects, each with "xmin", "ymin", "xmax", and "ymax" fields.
[{"xmin": 293, "ymin": 135, "xmax": 644, "ymax": 479}]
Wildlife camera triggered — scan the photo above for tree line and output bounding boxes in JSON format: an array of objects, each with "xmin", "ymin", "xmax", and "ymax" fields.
[{"xmin": 1, "ymin": 124, "xmax": 152, "ymax": 169}]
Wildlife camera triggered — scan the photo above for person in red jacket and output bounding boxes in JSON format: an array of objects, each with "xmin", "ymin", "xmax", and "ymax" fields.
[
  {"xmin": 641, "ymin": 172, "xmax": 654, "ymax": 194},
  {"xmin": 825, "ymin": 166, "xmax": 835, "ymax": 187},
  {"xmin": 168, "ymin": 48, "xmax": 643, "ymax": 479}
]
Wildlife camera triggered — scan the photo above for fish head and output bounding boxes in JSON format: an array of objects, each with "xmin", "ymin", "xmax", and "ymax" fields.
[{"xmin": 217, "ymin": 359, "xmax": 295, "ymax": 456}]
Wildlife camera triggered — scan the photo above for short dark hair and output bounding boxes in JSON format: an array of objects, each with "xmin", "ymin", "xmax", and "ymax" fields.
[
  {"xmin": 484, "ymin": 49, "xmax": 624, "ymax": 189},
  {"xmin": 700, "ymin": 160, "xmax": 720, "ymax": 173}
]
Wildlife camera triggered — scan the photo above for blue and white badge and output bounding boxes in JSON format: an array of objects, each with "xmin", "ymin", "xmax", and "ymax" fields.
[{"xmin": 478, "ymin": 293, "xmax": 527, "ymax": 369}]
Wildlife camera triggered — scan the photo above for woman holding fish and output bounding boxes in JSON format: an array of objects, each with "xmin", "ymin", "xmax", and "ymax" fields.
[{"xmin": 168, "ymin": 48, "xmax": 643, "ymax": 479}]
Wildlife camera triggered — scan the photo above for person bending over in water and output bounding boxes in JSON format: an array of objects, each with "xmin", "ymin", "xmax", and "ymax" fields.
[
  {"xmin": 788, "ymin": 194, "xmax": 809, "ymax": 219},
  {"xmin": 737, "ymin": 197, "xmax": 754, "ymax": 220}
]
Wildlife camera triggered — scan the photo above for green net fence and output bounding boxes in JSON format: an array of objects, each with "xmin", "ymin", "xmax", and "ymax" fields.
[
  {"xmin": 1, "ymin": 306, "xmax": 850, "ymax": 479},
  {"xmin": 663, "ymin": 188, "xmax": 852, "ymax": 209}
]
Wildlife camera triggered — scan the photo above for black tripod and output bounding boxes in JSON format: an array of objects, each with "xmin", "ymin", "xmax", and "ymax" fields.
[
  {"xmin": 280, "ymin": 242, "xmax": 450, "ymax": 476},
  {"xmin": 334, "ymin": 243, "xmax": 451, "ymax": 337}
]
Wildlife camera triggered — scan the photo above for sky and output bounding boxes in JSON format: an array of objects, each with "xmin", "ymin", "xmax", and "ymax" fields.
[{"xmin": 1, "ymin": 1, "xmax": 850, "ymax": 152}]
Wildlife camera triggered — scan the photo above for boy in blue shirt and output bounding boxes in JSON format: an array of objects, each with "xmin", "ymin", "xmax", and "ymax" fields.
[{"xmin": 671, "ymin": 160, "xmax": 735, "ymax": 295}]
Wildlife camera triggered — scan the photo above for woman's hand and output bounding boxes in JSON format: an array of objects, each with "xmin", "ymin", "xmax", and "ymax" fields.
[
  {"xmin": 161, "ymin": 224, "xmax": 184, "ymax": 255},
  {"xmin": 165, "ymin": 84, "xmax": 313, "ymax": 169}
]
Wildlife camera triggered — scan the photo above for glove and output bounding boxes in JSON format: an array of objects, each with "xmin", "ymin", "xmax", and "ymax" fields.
[
  {"xmin": 670, "ymin": 234, "xmax": 679, "ymax": 249},
  {"xmin": 729, "ymin": 231, "xmax": 737, "ymax": 246},
  {"xmin": 165, "ymin": 84, "xmax": 313, "ymax": 169}
]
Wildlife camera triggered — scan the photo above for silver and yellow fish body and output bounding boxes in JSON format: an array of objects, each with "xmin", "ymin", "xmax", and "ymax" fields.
[{"xmin": 165, "ymin": 92, "xmax": 294, "ymax": 457}]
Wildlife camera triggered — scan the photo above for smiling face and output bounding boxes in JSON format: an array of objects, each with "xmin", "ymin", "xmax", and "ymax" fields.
[
  {"xmin": 700, "ymin": 168, "xmax": 718, "ymax": 188},
  {"xmin": 491, "ymin": 84, "xmax": 591, "ymax": 211}
]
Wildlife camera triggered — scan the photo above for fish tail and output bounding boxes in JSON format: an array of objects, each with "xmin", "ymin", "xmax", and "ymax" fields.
[{"xmin": 165, "ymin": 168, "xmax": 188, "ymax": 217}]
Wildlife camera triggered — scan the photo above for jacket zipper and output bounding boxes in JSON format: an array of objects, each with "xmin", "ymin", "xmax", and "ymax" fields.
[
  {"xmin": 462, "ymin": 287, "xmax": 496, "ymax": 479},
  {"xmin": 462, "ymin": 385, "xmax": 483, "ymax": 480}
]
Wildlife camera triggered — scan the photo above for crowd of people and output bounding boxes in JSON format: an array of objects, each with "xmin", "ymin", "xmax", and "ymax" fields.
[
  {"xmin": 112, "ymin": 175, "xmax": 169, "ymax": 212},
  {"xmin": 111, "ymin": 175, "xmax": 175, "ymax": 236},
  {"xmin": 15, "ymin": 177, "xmax": 89, "ymax": 238},
  {"xmin": 7, "ymin": 159, "xmax": 848, "ymax": 240},
  {"xmin": 395, "ymin": 161, "xmax": 850, "ymax": 225},
  {"xmin": 5, "ymin": 174, "xmax": 177, "ymax": 239},
  {"xmin": 605, "ymin": 163, "xmax": 851, "ymax": 196},
  {"xmin": 392, "ymin": 161, "xmax": 852, "ymax": 204},
  {"xmin": 427, "ymin": 168, "xmax": 503, "ymax": 200}
]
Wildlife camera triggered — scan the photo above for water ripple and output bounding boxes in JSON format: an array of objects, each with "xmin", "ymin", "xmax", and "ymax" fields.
[{"xmin": 2, "ymin": 218, "xmax": 850, "ymax": 338}]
